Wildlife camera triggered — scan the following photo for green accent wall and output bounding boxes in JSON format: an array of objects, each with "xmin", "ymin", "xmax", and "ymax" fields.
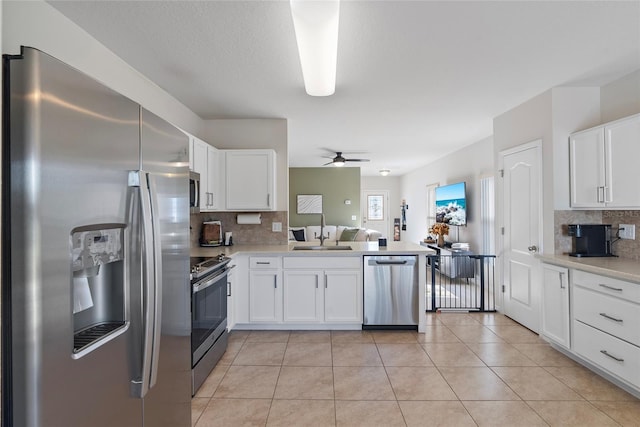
[{"xmin": 289, "ymin": 167, "xmax": 361, "ymax": 227}]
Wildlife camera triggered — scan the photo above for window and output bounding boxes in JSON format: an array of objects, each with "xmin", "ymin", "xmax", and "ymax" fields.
[
  {"xmin": 425, "ymin": 182, "xmax": 439, "ymax": 227},
  {"xmin": 367, "ymin": 195, "xmax": 384, "ymax": 220}
]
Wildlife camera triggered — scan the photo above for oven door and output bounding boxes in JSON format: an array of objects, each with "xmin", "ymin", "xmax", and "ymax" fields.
[{"xmin": 191, "ymin": 267, "xmax": 227, "ymax": 365}]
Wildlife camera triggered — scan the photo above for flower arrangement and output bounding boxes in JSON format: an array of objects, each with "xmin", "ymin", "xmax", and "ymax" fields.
[{"xmin": 429, "ymin": 223, "xmax": 449, "ymax": 236}]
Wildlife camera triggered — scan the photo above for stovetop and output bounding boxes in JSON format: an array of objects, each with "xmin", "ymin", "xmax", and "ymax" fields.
[{"xmin": 190, "ymin": 254, "xmax": 230, "ymax": 281}]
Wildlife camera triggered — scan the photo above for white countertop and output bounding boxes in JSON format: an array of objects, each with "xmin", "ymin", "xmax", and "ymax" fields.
[
  {"xmin": 538, "ymin": 253, "xmax": 640, "ymax": 283},
  {"xmin": 191, "ymin": 241, "xmax": 436, "ymax": 258}
]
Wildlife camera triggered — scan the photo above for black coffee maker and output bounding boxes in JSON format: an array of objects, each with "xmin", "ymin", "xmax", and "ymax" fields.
[{"xmin": 567, "ymin": 224, "xmax": 613, "ymax": 257}]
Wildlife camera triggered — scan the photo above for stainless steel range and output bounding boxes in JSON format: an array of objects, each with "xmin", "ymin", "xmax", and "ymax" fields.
[{"xmin": 190, "ymin": 254, "xmax": 232, "ymax": 395}]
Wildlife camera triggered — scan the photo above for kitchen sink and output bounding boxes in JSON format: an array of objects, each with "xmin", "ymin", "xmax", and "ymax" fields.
[{"xmin": 293, "ymin": 245, "xmax": 353, "ymax": 251}]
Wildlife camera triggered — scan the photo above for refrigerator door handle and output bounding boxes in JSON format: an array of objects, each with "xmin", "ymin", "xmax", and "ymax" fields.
[
  {"xmin": 147, "ymin": 173, "xmax": 163, "ymax": 390},
  {"xmin": 128, "ymin": 171, "xmax": 162, "ymax": 397}
]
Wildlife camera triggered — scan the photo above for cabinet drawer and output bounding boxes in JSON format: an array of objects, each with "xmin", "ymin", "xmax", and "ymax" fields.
[
  {"xmin": 572, "ymin": 269, "xmax": 640, "ymax": 303},
  {"xmin": 573, "ymin": 320, "xmax": 640, "ymax": 387},
  {"xmin": 574, "ymin": 286, "xmax": 640, "ymax": 346},
  {"xmin": 250, "ymin": 257, "xmax": 281, "ymax": 269},
  {"xmin": 283, "ymin": 256, "xmax": 360, "ymax": 270}
]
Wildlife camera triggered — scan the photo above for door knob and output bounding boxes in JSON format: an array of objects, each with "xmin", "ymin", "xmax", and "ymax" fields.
[{"xmin": 528, "ymin": 245, "xmax": 538, "ymax": 253}]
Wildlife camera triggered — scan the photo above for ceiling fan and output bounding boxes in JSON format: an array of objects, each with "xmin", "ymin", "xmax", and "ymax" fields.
[{"xmin": 322, "ymin": 151, "xmax": 370, "ymax": 167}]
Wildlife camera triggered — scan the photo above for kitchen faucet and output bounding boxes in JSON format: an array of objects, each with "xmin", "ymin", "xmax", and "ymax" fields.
[{"xmin": 316, "ymin": 213, "xmax": 330, "ymax": 246}]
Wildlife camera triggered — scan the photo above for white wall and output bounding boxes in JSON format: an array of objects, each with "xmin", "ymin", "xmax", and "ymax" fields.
[
  {"xmin": 601, "ymin": 70, "xmax": 640, "ymax": 122},
  {"xmin": 400, "ymin": 136, "xmax": 493, "ymax": 252},
  {"xmin": 201, "ymin": 119, "xmax": 289, "ymax": 212},
  {"xmin": 493, "ymin": 90, "xmax": 554, "ymax": 254},
  {"xmin": 2, "ymin": 1, "xmax": 202, "ymax": 135}
]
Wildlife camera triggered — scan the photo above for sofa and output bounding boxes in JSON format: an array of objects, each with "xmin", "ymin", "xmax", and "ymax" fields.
[{"xmin": 289, "ymin": 225, "xmax": 382, "ymax": 243}]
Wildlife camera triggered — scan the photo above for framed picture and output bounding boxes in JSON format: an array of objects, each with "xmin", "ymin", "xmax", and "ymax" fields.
[{"xmin": 297, "ymin": 194, "xmax": 323, "ymax": 214}]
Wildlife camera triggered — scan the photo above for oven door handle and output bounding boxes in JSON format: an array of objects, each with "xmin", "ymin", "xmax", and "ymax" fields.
[{"xmin": 193, "ymin": 268, "xmax": 228, "ymax": 294}]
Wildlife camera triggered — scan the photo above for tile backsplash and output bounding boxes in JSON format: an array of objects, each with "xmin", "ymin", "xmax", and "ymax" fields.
[
  {"xmin": 554, "ymin": 210, "xmax": 640, "ymax": 260},
  {"xmin": 190, "ymin": 211, "xmax": 288, "ymax": 248}
]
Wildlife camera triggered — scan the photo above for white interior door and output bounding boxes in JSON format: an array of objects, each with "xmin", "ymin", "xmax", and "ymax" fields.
[
  {"xmin": 362, "ymin": 190, "xmax": 390, "ymax": 237},
  {"xmin": 500, "ymin": 141, "xmax": 542, "ymax": 333}
]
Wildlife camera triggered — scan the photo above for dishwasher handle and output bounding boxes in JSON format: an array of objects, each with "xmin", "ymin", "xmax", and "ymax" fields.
[{"xmin": 368, "ymin": 258, "xmax": 416, "ymax": 266}]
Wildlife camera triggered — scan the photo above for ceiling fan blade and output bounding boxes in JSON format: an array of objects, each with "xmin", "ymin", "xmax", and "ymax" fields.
[
  {"xmin": 345, "ymin": 158, "xmax": 370, "ymax": 162},
  {"xmin": 322, "ymin": 161, "xmax": 334, "ymax": 166}
]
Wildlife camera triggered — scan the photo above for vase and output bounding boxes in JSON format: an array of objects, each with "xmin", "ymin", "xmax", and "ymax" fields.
[{"xmin": 437, "ymin": 234, "xmax": 445, "ymax": 247}]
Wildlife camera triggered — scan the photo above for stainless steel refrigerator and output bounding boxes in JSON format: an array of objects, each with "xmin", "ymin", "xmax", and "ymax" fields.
[{"xmin": 2, "ymin": 47, "xmax": 191, "ymax": 426}]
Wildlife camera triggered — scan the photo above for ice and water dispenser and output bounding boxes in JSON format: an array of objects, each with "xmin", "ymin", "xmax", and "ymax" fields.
[{"xmin": 71, "ymin": 224, "xmax": 128, "ymax": 357}]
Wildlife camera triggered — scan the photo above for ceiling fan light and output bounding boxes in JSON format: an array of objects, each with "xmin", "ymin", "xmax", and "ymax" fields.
[
  {"xmin": 380, "ymin": 169, "xmax": 390, "ymax": 176},
  {"xmin": 290, "ymin": 0, "xmax": 340, "ymax": 96},
  {"xmin": 333, "ymin": 160, "xmax": 345, "ymax": 167}
]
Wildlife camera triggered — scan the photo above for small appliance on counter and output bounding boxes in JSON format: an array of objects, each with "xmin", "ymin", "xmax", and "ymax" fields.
[
  {"xmin": 200, "ymin": 220, "xmax": 223, "ymax": 247},
  {"xmin": 567, "ymin": 224, "xmax": 613, "ymax": 257},
  {"xmin": 225, "ymin": 231, "xmax": 233, "ymax": 246}
]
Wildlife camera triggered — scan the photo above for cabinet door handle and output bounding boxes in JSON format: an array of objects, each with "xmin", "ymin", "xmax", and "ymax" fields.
[
  {"xmin": 599, "ymin": 312, "xmax": 623, "ymax": 323},
  {"xmin": 257, "ymin": 261, "xmax": 271, "ymax": 265},
  {"xmin": 274, "ymin": 276, "xmax": 277, "ymax": 289},
  {"xmin": 603, "ymin": 185, "xmax": 610, "ymax": 203},
  {"xmin": 597, "ymin": 186, "xmax": 608, "ymax": 203},
  {"xmin": 325, "ymin": 276, "xmax": 328, "ymax": 289},
  {"xmin": 315, "ymin": 276, "xmax": 318, "ymax": 289},
  {"xmin": 227, "ymin": 281, "xmax": 231, "ymax": 297},
  {"xmin": 599, "ymin": 284, "xmax": 623, "ymax": 292},
  {"xmin": 267, "ymin": 193, "xmax": 270, "ymax": 207},
  {"xmin": 600, "ymin": 350, "xmax": 624, "ymax": 362},
  {"xmin": 558, "ymin": 271, "xmax": 566, "ymax": 289}
]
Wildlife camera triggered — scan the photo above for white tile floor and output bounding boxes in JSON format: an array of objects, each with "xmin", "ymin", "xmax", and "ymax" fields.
[{"xmin": 191, "ymin": 313, "xmax": 640, "ymax": 426}]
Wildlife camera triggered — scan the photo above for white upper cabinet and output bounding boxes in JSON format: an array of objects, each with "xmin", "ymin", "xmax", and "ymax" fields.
[
  {"xmin": 605, "ymin": 115, "xmax": 640, "ymax": 208},
  {"xmin": 224, "ymin": 149, "xmax": 276, "ymax": 211},
  {"xmin": 570, "ymin": 114, "xmax": 640, "ymax": 209},
  {"xmin": 189, "ymin": 135, "xmax": 221, "ymax": 211}
]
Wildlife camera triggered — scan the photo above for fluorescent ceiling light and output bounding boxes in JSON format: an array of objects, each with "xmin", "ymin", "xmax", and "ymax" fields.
[
  {"xmin": 380, "ymin": 169, "xmax": 390, "ymax": 176},
  {"xmin": 290, "ymin": 0, "xmax": 340, "ymax": 96}
]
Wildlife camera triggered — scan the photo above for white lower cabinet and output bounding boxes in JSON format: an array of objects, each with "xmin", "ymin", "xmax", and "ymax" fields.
[
  {"xmin": 324, "ymin": 270, "xmax": 362, "ymax": 323},
  {"xmin": 570, "ymin": 269, "xmax": 640, "ymax": 391},
  {"xmin": 573, "ymin": 320, "xmax": 640, "ymax": 387},
  {"xmin": 541, "ymin": 264, "xmax": 570, "ymax": 348},
  {"xmin": 243, "ymin": 255, "xmax": 363, "ymax": 327},
  {"xmin": 282, "ymin": 257, "xmax": 362, "ymax": 325},
  {"xmin": 249, "ymin": 270, "xmax": 282, "ymax": 323},
  {"xmin": 282, "ymin": 269, "xmax": 361, "ymax": 324},
  {"xmin": 283, "ymin": 270, "xmax": 323, "ymax": 322}
]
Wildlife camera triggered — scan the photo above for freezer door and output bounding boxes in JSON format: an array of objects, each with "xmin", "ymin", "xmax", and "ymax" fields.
[
  {"xmin": 139, "ymin": 108, "xmax": 191, "ymax": 426},
  {"xmin": 3, "ymin": 48, "xmax": 142, "ymax": 426}
]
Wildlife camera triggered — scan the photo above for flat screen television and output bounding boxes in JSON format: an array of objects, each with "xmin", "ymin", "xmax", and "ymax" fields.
[{"xmin": 435, "ymin": 182, "xmax": 467, "ymax": 226}]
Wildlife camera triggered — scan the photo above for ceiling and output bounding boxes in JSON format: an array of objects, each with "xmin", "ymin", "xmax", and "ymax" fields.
[{"xmin": 49, "ymin": 1, "xmax": 640, "ymax": 176}]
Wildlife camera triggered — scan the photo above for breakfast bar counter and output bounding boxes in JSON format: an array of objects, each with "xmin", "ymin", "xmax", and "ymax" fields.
[
  {"xmin": 191, "ymin": 241, "xmax": 436, "ymax": 258},
  {"xmin": 192, "ymin": 241, "xmax": 435, "ymax": 333}
]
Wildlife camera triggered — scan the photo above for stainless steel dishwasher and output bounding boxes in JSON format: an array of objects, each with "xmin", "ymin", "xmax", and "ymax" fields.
[{"xmin": 363, "ymin": 255, "xmax": 419, "ymax": 329}]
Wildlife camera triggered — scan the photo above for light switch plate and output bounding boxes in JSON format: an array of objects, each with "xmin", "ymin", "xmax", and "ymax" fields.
[
  {"xmin": 272, "ymin": 222, "xmax": 282, "ymax": 232},
  {"xmin": 351, "ymin": 215, "xmax": 357, "ymax": 221},
  {"xmin": 619, "ymin": 224, "xmax": 635, "ymax": 240}
]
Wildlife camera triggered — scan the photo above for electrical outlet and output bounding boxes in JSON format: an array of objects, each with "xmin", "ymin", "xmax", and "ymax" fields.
[
  {"xmin": 272, "ymin": 222, "xmax": 282, "ymax": 232},
  {"xmin": 619, "ymin": 224, "xmax": 635, "ymax": 240}
]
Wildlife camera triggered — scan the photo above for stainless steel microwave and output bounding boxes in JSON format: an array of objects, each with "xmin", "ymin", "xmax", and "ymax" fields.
[{"xmin": 190, "ymin": 171, "xmax": 200, "ymax": 213}]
